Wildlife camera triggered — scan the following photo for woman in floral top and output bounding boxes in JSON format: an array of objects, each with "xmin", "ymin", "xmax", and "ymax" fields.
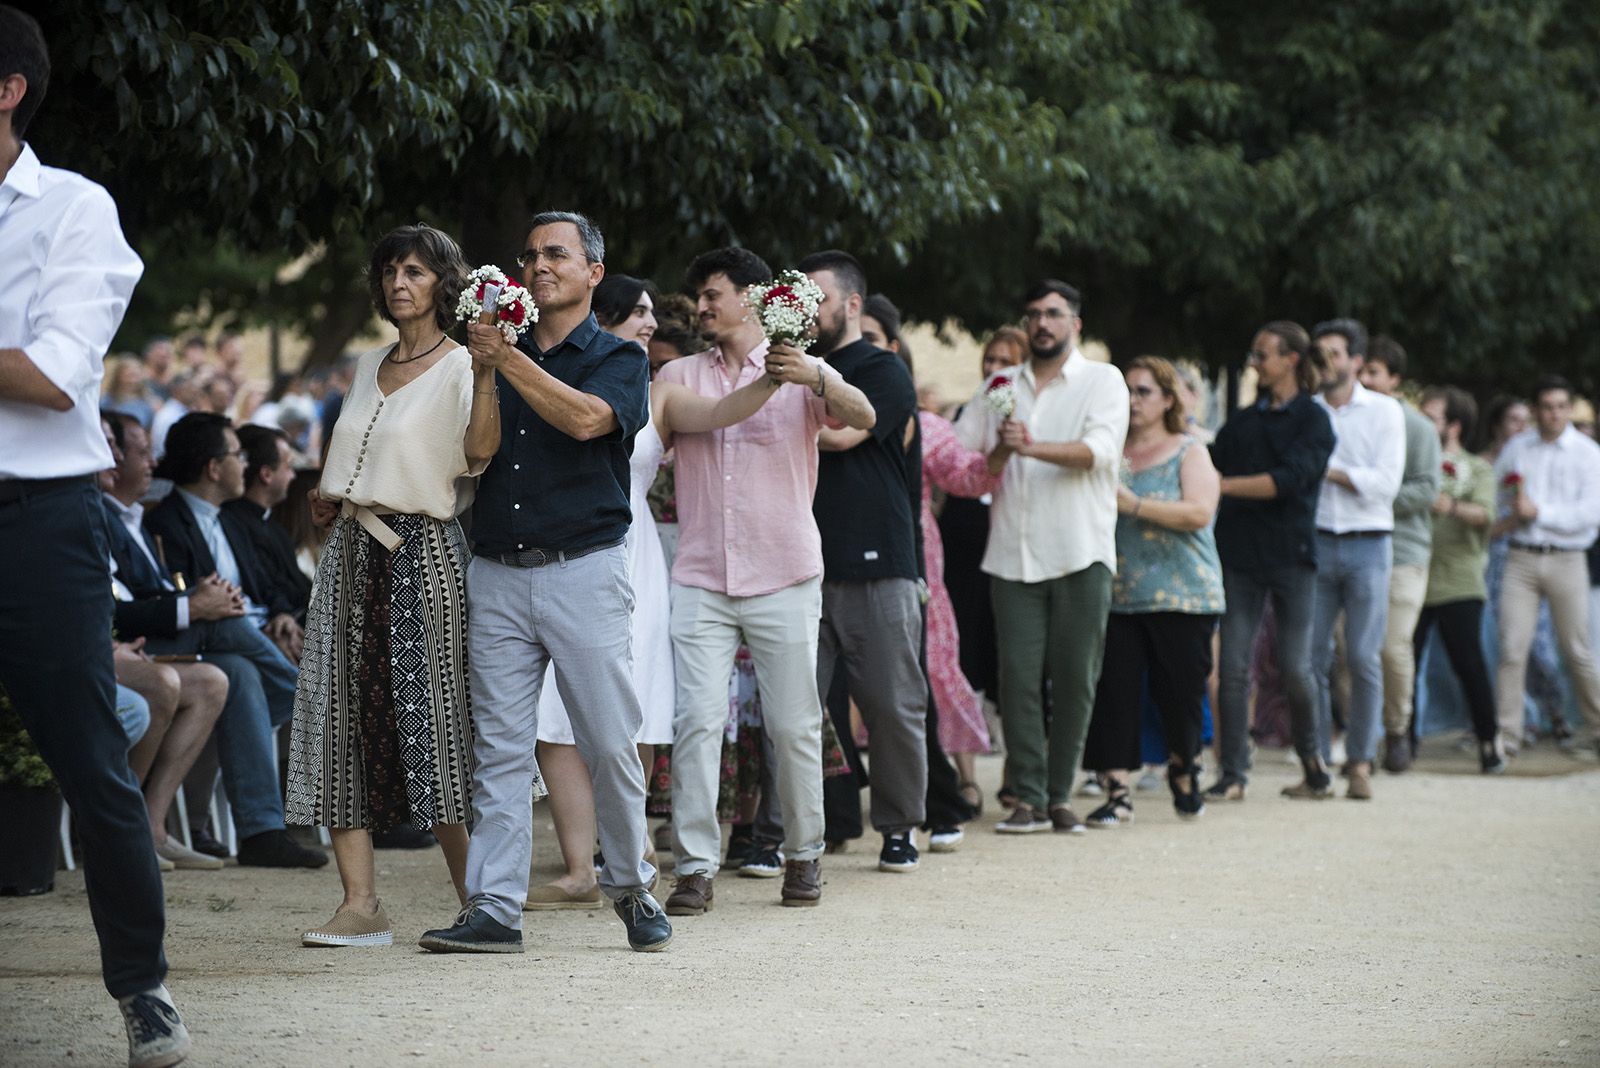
[{"xmin": 1081, "ymin": 357, "xmax": 1224, "ymax": 823}]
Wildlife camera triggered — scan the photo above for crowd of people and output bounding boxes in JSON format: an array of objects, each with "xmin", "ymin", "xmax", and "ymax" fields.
[{"xmin": 4, "ymin": 9, "xmax": 1600, "ymax": 1067}]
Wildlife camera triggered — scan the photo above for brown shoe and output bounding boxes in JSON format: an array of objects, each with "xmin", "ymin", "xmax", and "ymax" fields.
[
  {"xmin": 780, "ymin": 858, "xmax": 821, "ymax": 907},
  {"xmin": 995, "ymin": 805, "xmax": 1051, "ymax": 834},
  {"xmin": 524, "ymin": 882, "xmax": 601, "ymax": 911},
  {"xmin": 664, "ymin": 873, "xmax": 714, "ymax": 916},
  {"xmin": 1049, "ymin": 805, "xmax": 1087, "ymax": 834},
  {"xmin": 1347, "ymin": 763, "xmax": 1374, "ymax": 801},
  {"xmin": 1281, "ymin": 777, "xmax": 1335, "ymax": 800}
]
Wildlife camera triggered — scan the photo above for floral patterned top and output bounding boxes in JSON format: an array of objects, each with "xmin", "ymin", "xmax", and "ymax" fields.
[{"xmin": 1112, "ymin": 440, "xmax": 1225, "ymax": 615}]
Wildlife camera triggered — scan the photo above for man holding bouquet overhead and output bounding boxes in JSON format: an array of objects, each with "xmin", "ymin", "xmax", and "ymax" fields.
[
  {"xmin": 660, "ymin": 247, "xmax": 875, "ymax": 914},
  {"xmin": 418, "ymin": 211, "xmax": 671, "ymax": 954}
]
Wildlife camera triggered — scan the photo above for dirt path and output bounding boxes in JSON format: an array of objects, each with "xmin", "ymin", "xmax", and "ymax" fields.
[{"xmin": 3, "ymin": 746, "xmax": 1598, "ymax": 1067}]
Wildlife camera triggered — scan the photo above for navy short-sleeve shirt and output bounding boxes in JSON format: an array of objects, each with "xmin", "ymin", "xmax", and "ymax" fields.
[{"xmin": 471, "ymin": 313, "xmax": 649, "ymax": 553}]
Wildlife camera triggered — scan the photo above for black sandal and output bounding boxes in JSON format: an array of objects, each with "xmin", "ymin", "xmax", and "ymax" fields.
[
  {"xmin": 1168, "ymin": 762, "xmax": 1205, "ymax": 818},
  {"xmin": 958, "ymin": 781, "xmax": 984, "ymax": 817},
  {"xmin": 1085, "ymin": 791, "xmax": 1133, "ymax": 827}
]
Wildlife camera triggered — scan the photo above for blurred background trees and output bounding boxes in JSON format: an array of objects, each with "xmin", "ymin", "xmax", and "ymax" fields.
[{"xmin": 31, "ymin": 0, "xmax": 1600, "ymax": 394}]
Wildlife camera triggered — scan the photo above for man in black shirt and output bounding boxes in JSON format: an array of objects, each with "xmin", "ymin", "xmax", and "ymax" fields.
[
  {"xmin": 1207, "ymin": 321, "xmax": 1335, "ymax": 799},
  {"xmin": 225, "ymin": 424, "xmax": 311, "ymax": 660},
  {"xmin": 798, "ymin": 250, "xmax": 929, "ymax": 872},
  {"xmin": 419, "ymin": 211, "xmax": 670, "ymax": 956}
]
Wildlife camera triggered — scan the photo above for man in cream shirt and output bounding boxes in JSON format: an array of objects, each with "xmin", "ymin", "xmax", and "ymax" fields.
[
  {"xmin": 1301, "ymin": 319, "xmax": 1404, "ymax": 802},
  {"xmin": 955, "ymin": 279, "xmax": 1128, "ymax": 834}
]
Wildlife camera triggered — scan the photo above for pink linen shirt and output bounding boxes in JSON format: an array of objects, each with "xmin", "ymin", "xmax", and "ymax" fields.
[{"xmin": 656, "ymin": 340, "xmax": 831, "ymax": 597}]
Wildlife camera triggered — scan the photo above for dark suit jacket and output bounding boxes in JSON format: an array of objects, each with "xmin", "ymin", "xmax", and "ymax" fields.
[
  {"xmin": 104, "ymin": 498, "xmax": 186, "ymax": 639},
  {"xmin": 143, "ymin": 489, "xmax": 299, "ymax": 620},
  {"xmin": 222, "ymin": 499, "xmax": 312, "ymax": 621}
]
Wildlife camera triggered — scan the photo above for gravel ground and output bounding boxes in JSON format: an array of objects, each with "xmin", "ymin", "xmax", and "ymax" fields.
[{"xmin": 2, "ymin": 743, "xmax": 1597, "ymax": 1067}]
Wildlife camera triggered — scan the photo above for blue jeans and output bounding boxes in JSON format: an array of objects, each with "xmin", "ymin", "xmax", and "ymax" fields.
[
  {"xmin": 1312, "ymin": 532, "xmax": 1393, "ymax": 765},
  {"xmin": 146, "ymin": 616, "xmax": 298, "ymax": 839},
  {"xmin": 1217, "ymin": 564, "xmax": 1320, "ymax": 781}
]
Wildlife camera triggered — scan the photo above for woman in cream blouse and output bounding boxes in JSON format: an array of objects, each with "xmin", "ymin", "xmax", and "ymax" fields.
[{"xmin": 287, "ymin": 224, "xmax": 501, "ymax": 947}]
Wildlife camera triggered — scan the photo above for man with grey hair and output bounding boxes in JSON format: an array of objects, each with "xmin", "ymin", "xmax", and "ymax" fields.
[{"xmin": 419, "ymin": 210, "xmax": 671, "ymax": 954}]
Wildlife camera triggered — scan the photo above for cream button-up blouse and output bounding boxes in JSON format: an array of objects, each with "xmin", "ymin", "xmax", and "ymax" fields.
[{"xmin": 320, "ymin": 344, "xmax": 487, "ymax": 520}]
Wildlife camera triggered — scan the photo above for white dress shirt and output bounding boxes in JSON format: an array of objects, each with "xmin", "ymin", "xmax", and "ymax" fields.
[
  {"xmin": 0, "ymin": 144, "xmax": 143, "ymax": 479},
  {"xmin": 954, "ymin": 349, "xmax": 1130, "ymax": 582},
  {"xmin": 1313, "ymin": 381, "xmax": 1406, "ymax": 533},
  {"xmin": 1494, "ymin": 425, "xmax": 1600, "ymax": 550}
]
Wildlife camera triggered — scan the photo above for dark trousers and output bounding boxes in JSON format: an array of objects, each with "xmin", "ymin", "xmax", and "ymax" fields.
[
  {"xmin": 0, "ymin": 479, "xmax": 167, "ymax": 998},
  {"xmin": 1084, "ymin": 612, "xmax": 1218, "ymax": 772},
  {"xmin": 1217, "ymin": 564, "xmax": 1320, "ymax": 780},
  {"xmin": 1413, "ymin": 598, "xmax": 1498, "ymax": 744}
]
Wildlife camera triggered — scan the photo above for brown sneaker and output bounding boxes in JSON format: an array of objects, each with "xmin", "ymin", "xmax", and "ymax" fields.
[
  {"xmin": 524, "ymin": 882, "xmax": 601, "ymax": 911},
  {"xmin": 1281, "ymin": 777, "xmax": 1335, "ymax": 800},
  {"xmin": 1049, "ymin": 805, "xmax": 1087, "ymax": 834},
  {"xmin": 995, "ymin": 805, "xmax": 1051, "ymax": 834},
  {"xmin": 1347, "ymin": 763, "xmax": 1374, "ymax": 801},
  {"xmin": 302, "ymin": 902, "xmax": 393, "ymax": 947},
  {"xmin": 664, "ymin": 874, "xmax": 714, "ymax": 916},
  {"xmin": 780, "ymin": 858, "xmax": 821, "ymax": 907}
]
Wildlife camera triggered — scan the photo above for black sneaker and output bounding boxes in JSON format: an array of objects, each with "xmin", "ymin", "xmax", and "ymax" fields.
[
  {"xmin": 190, "ymin": 828, "xmax": 229, "ymax": 859},
  {"xmin": 119, "ymin": 985, "xmax": 191, "ymax": 1068},
  {"xmin": 372, "ymin": 826, "xmax": 436, "ymax": 849},
  {"xmin": 737, "ymin": 843, "xmax": 784, "ymax": 878},
  {"xmin": 721, "ymin": 832, "xmax": 756, "ymax": 871},
  {"xmin": 613, "ymin": 890, "xmax": 673, "ymax": 952},
  {"xmin": 878, "ymin": 832, "xmax": 919, "ymax": 872},
  {"xmin": 418, "ymin": 905, "xmax": 524, "ymax": 954},
  {"xmin": 237, "ymin": 829, "xmax": 328, "ymax": 868}
]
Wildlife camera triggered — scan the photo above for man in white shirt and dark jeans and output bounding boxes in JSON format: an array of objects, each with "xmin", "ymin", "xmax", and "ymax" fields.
[
  {"xmin": 0, "ymin": 9, "xmax": 193, "ymax": 1066},
  {"xmin": 1492, "ymin": 375, "xmax": 1600, "ymax": 758},
  {"xmin": 1299, "ymin": 319, "xmax": 1405, "ymax": 802},
  {"xmin": 955, "ymin": 280, "xmax": 1129, "ymax": 834}
]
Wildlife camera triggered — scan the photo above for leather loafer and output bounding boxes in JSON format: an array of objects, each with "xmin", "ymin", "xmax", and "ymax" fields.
[
  {"xmin": 418, "ymin": 905, "xmax": 523, "ymax": 953},
  {"xmin": 780, "ymin": 858, "xmax": 821, "ymax": 907},
  {"xmin": 237, "ymin": 829, "xmax": 328, "ymax": 868},
  {"xmin": 664, "ymin": 873, "xmax": 713, "ymax": 916}
]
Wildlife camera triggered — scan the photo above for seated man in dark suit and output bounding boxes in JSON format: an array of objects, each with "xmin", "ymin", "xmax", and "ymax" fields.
[
  {"xmin": 224, "ymin": 424, "xmax": 311, "ymax": 663},
  {"xmin": 114, "ymin": 410, "xmax": 325, "ymax": 869}
]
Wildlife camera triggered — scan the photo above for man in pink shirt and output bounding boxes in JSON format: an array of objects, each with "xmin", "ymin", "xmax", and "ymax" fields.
[{"xmin": 658, "ymin": 247, "xmax": 875, "ymax": 913}]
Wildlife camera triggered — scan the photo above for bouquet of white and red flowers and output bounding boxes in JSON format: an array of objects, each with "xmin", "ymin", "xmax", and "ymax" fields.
[
  {"xmin": 455, "ymin": 265, "xmax": 537, "ymax": 343},
  {"xmin": 744, "ymin": 269, "xmax": 825, "ymax": 351},
  {"xmin": 984, "ymin": 374, "xmax": 1017, "ymax": 419}
]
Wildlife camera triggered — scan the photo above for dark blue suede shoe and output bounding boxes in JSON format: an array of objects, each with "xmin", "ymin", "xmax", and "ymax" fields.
[
  {"xmin": 614, "ymin": 890, "xmax": 673, "ymax": 952},
  {"xmin": 418, "ymin": 905, "xmax": 523, "ymax": 954}
]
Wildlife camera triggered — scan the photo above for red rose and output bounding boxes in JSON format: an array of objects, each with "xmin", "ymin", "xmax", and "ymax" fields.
[
  {"xmin": 763, "ymin": 285, "xmax": 801, "ymax": 309},
  {"xmin": 986, "ymin": 377, "xmax": 1011, "ymax": 393},
  {"xmin": 1503, "ymin": 472, "xmax": 1523, "ymax": 488},
  {"xmin": 1442, "ymin": 461, "xmax": 1457, "ymax": 478},
  {"xmin": 508, "ymin": 302, "xmax": 525, "ymax": 325}
]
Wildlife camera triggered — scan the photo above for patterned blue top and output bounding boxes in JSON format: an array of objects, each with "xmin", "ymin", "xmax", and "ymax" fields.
[{"xmin": 1112, "ymin": 441, "xmax": 1225, "ymax": 615}]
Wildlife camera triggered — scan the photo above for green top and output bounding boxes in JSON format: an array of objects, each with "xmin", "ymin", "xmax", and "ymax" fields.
[
  {"xmin": 1112, "ymin": 442, "xmax": 1225, "ymax": 615},
  {"xmin": 1393, "ymin": 401, "xmax": 1442, "ymax": 567},
  {"xmin": 1425, "ymin": 447, "xmax": 1495, "ymax": 605}
]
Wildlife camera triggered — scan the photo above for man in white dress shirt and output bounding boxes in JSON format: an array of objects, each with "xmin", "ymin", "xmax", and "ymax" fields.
[
  {"xmin": 955, "ymin": 280, "xmax": 1129, "ymax": 834},
  {"xmin": 1297, "ymin": 319, "xmax": 1405, "ymax": 802},
  {"xmin": 0, "ymin": 9, "xmax": 192, "ymax": 1065},
  {"xmin": 1492, "ymin": 375, "xmax": 1600, "ymax": 757}
]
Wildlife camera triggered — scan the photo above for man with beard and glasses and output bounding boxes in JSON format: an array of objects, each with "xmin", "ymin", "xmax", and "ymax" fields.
[
  {"xmin": 797, "ymin": 250, "xmax": 930, "ymax": 872},
  {"xmin": 954, "ymin": 280, "xmax": 1129, "ymax": 835}
]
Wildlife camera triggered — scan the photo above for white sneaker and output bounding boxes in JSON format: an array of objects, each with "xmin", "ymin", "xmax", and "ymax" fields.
[
  {"xmin": 1329, "ymin": 738, "xmax": 1348, "ymax": 766},
  {"xmin": 927, "ymin": 827, "xmax": 964, "ymax": 853},
  {"xmin": 1134, "ymin": 767, "xmax": 1162, "ymax": 792},
  {"xmin": 1078, "ymin": 779, "xmax": 1104, "ymax": 798},
  {"xmin": 119, "ymin": 984, "xmax": 191, "ymax": 1068}
]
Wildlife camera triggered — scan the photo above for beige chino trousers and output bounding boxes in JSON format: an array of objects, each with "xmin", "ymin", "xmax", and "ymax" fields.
[{"xmin": 1495, "ymin": 548, "xmax": 1600, "ymax": 746}]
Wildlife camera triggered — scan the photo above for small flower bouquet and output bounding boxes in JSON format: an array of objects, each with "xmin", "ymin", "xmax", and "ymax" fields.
[
  {"xmin": 455, "ymin": 265, "xmax": 537, "ymax": 343},
  {"xmin": 744, "ymin": 269, "xmax": 825, "ymax": 351},
  {"xmin": 984, "ymin": 375, "xmax": 1017, "ymax": 419},
  {"xmin": 1501, "ymin": 471, "xmax": 1523, "ymax": 490}
]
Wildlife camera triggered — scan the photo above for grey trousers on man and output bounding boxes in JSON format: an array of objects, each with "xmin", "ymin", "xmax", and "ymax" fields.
[
  {"xmin": 816, "ymin": 578, "xmax": 928, "ymax": 833},
  {"xmin": 463, "ymin": 546, "xmax": 653, "ymax": 929}
]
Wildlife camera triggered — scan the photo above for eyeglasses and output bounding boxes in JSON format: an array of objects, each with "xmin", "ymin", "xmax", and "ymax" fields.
[
  {"xmin": 516, "ymin": 245, "xmax": 579, "ymax": 269},
  {"xmin": 1022, "ymin": 307, "xmax": 1072, "ymax": 323}
]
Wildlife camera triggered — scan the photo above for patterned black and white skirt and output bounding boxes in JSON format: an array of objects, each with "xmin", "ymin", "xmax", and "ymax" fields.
[{"xmin": 286, "ymin": 512, "xmax": 475, "ymax": 831}]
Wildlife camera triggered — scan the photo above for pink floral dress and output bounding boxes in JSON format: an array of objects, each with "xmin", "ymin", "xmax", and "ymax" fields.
[{"xmin": 919, "ymin": 411, "xmax": 1001, "ymax": 754}]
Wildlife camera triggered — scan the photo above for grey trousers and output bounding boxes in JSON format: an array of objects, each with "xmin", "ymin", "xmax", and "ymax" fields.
[
  {"xmin": 816, "ymin": 578, "xmax": 928, "ymax": 833},
  {"xmin": 463, "ymin": 546, "xmax": 653, "ymax": 929},
  {"xmin": 670, "ymin": 577, "xmax": 826, "ymax": 875}
]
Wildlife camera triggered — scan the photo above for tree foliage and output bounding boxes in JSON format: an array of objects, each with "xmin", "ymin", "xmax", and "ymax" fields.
[{"xmin": 31, "ymin": 0, "xmax": 1600, "ymax": 393}]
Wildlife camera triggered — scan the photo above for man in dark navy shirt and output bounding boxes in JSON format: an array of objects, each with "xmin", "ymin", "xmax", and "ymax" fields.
[
  {"xmin": 419, "ymin": 211, "xmax": 670, "ymax": 956},
  {"xmin": 798, "ymin": 250, "xmax": 930, "ymax": 873},
  {"xmin": 1207, "ymin": 321, "xmax": 1335, "ymax": 799}
]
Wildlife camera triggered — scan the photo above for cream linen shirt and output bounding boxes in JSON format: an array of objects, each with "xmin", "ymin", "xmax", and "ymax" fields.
[
  {"xmin": 320, "ymin": 344, "xmax": 486, "ymax": 520},
  {"xmin": 954, "ymin": 349, "xmax": 1129, "ymax": 583}
]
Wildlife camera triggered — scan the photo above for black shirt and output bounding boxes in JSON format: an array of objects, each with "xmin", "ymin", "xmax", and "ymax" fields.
[
  {"xmin": 471, "ymin": 314, "xmax": 649, "ymax": 554},
  {"xmin": 1210, "ymin": 391, "xmax": 1336, "ymax": 574},
  {"xmin": 222, "ymin": 497, "xmax": 313, "ymax": 620},
  {"xmin": 812, "ymin": 339, "xmax": 922, "ymax": 582}
]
